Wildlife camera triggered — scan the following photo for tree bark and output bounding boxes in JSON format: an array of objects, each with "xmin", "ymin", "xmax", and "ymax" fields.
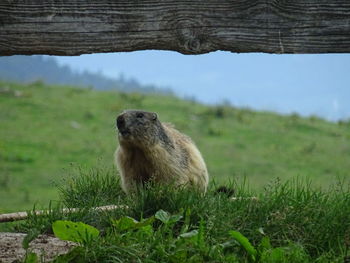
[{"xmin": 1, "ymin": 0, "xmax": 350, "ymax": 56}]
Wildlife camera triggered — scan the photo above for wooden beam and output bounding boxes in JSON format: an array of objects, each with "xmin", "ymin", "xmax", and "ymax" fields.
[
  {"xmin": 1, "ymin": 0, "xmax": 350, "ymax": 55},
  {"xmin": 0, "ymin": 205, "xmax": 125, "ymax": 223}
]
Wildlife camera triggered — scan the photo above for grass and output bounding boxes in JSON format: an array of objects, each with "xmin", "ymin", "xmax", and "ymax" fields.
[
  {"xmin": 1, "ymin": 80, "xmax": 349, "ymax": 212},
  {"xmin": 8, "ymin": 166, "xmax": 350, "ymax": 262}
]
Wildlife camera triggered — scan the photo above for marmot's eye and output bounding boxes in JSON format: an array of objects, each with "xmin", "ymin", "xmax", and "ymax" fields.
[{"xmin": 136, "ymin": 112, "xmax": 144, "ymax": 118}]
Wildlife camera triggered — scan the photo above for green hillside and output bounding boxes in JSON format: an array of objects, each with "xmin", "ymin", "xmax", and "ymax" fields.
[{"xmin": 0, "ymin": 81, "xmax": 349, "ymax": 212}]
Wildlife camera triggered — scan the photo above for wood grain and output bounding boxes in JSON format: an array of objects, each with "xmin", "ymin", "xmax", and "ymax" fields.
[
  {"xmin": 1, "ymin": 0, "xmax": 350, "ymax": 55},
  {"xmin": 0, "ymin": 205, "xmax": 125, "ymax": 223}
]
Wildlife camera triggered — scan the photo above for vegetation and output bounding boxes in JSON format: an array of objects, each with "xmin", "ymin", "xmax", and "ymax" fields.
[
  {"xmin": 0, "ymin": 55, "xmax": 173, "ymax": 94},
  {"xmin": 1, "ymin": 80, "xmax": 350, "ymax": 261},
  {"xmin": 1, "ymin": 81, "xmax": 349, "ymax": 212},
  {"xmin": 12, "ymin": 168, "xmax": 350, "ymax": 262}
]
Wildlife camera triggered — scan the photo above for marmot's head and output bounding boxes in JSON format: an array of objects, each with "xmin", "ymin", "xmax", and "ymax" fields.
[{"xmin": 116, "ymin": 110, "xmax": 165, "ymax": 147}]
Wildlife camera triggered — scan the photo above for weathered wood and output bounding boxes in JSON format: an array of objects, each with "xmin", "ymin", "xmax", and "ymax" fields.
[
  {"xmin": 1, "ymin": 0, "xmax": 350, "ymax": 55},
  {"xmin": 0, "ymin": 205, "xmax": 125, "ymax": 223}
]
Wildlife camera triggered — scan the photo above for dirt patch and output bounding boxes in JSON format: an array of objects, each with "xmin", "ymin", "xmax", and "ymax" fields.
[{"xmin": 0, "ymin": 232, "xmax": 75, "ymax": 263}]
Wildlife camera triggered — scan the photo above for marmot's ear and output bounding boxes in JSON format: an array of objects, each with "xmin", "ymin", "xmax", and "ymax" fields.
[{"xmin": 152, "ymin": 113, "xmax": 158, "ymax": 120}]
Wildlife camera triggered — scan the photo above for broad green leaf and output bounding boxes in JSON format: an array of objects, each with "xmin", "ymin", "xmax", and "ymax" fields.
[
  {"xmin": 179, "ymin": 230, "xmax": 198, "ymax": 238},
  {"xmin": 169, "ymin": 214, "xmax": 183, "ymax": 224},
  {"xmin": 138, "ymin": 224, "xmax": 154, "ymax": 236},
  {"xmin": 155, "ymin": 209, "xmax": 170, "ymax": 223},
  {"xmin": 112, "ymin": 216, "xmax": 155, "ymax": 231},
  {"xmin": 229, "ymin": 230, "xmax": 257, "ymax": 261},
  {"xmin": 52, "ymin": 220, "xmax": 99, "ymax": 244},
  {"xmin": 137, "ymin": 216, "xmax": 155, "ymax": 228},
  {"xmin": 113, "ymin": 216, "xmax": 139, "ymax": 231}
]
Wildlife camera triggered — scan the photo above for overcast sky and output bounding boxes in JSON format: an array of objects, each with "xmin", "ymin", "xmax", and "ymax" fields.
[{"xmin": 54, "ymin": 51, "xmax": 350, "ymax": 121}]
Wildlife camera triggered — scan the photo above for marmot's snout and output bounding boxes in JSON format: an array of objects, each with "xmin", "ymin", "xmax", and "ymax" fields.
[
  {"xmin": 116, "ymin": 114, "xmax": 130, "ymax": 136},
  {"xmin": 116, "ymin": 114, "xmax": 125, "ymax": 129},
  {"xmin": 117, "ymin": 111, "xmax": 153, "ymax": 137}
]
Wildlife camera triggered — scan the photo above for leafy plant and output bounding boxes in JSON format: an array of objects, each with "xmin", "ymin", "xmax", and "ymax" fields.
[
  {"xmin": 112, "ymin": 215, "xmax": 155, "ymax": 232},
  {"xmin": 52, "ymin": 220, "xmax": 99, "ymax": 245},
  {"xmin": 229, "ymin": 230, "xmax": 257, "ymax": 261},
  {"xmin": 14, "ymin": 173, "xmax": 350, "ymax": 262},
  {"xmin": 155, "ymin": 209, "xmax": 183, "ymax": 225},
  {"xmin": 229, "ymin": 230, "xmax": 310, "ymax": 262}
]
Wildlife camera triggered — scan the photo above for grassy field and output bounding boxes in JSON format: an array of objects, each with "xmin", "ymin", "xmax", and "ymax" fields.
[
  {"xmin": 0, "ymin": 80, "xmax": 350, "ymax": 212},
  {"xmin": 10, "ymin": 168, "xmax": 350, "ymax": 262}
]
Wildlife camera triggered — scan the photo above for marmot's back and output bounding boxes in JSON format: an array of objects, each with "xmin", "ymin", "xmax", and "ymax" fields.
[{"xmin": 115, "ymin": 110, "xmax": 209, "ymax": 193}]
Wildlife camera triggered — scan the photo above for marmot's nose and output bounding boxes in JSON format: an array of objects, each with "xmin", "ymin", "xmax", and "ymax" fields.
[{"xmin": 116, "ymin": 115, "xmax": 125, "ymax": 129}]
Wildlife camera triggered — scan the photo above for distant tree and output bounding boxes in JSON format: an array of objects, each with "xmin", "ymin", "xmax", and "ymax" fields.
[{"xmin": 0, "ymin": 56, "xmax": 173, "ymax": 95}]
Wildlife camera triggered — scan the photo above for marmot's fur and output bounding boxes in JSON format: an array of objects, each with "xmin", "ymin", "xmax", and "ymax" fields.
[{"xmin": 115, "ymin": 110, "xmax": 209, "ymax": 193}]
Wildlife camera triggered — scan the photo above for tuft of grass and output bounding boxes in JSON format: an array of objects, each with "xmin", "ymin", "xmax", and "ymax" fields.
[
  {"xmin": 13, "ymin": 167, "xmax": 350, "ymax": 262},
  {"xmin": 57, "ymin": 165, "xmax": 124, "ymax": 208}
]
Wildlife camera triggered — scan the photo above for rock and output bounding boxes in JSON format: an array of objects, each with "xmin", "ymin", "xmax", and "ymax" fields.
[{"xmin": 0, "ymin": 232, "xmax": 75, "ymax": 263}]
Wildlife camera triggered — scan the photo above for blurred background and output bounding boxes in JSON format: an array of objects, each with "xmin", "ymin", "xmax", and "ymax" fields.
[
  {"xmin": 1, "ymin": 51, "xmax": 349, "ymax": 212},
  {"xmin": 2, "ymin": 52, "xmax": 350, "ymax": 120}
]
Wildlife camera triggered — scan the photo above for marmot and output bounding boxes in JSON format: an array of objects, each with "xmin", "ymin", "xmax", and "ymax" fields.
[{"xmin": 115, "ymin": 110, "xmax": 209, "ymax": 193}]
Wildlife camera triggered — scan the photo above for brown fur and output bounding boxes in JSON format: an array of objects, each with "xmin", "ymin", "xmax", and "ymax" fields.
[{"xmin": 115, "ymin": 110, "xmax": 209, "ymax": 193}]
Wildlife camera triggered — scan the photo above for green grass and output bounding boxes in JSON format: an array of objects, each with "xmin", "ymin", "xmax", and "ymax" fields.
[
  {"xmin": 0, "ymin": 80, "xmax": 350, "ymax": 213},
  {"xmin": 10, "ymin": 167, "xmax": 350, "ymax": 262}
]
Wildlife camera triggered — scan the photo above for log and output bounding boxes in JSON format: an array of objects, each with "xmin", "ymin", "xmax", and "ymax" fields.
[
  {"xmin": 0, "ymin": 205, "xmax": 125, "ymax": 223},
  {"xmin": 1, "ymin": 0, "xmax": 350, "ymax": 55}
]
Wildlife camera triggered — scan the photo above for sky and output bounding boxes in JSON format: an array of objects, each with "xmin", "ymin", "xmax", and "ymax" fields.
[{"xmin": 54, "ymin": 51, "xmax": 350, "ymax": 121}]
